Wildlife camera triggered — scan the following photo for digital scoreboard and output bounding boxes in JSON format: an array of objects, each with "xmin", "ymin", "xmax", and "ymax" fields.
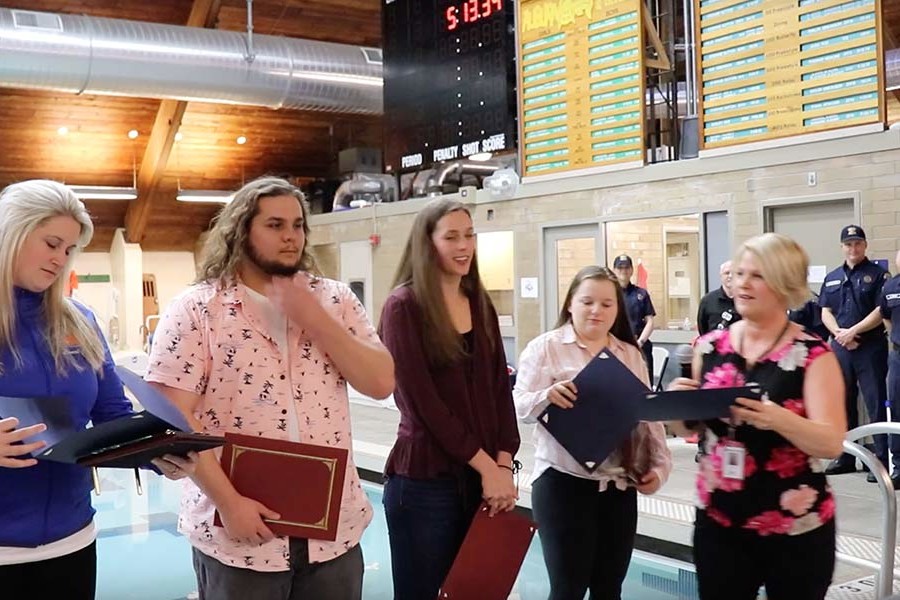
[{"xmin": 382, "ymin": 0, "xmax": 518, "ymax": 172}]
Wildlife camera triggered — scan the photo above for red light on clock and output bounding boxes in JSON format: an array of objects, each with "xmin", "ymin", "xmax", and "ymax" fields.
[{"xmin": 445, "ymin": 0, "xmax": 503, "ymax": 32}]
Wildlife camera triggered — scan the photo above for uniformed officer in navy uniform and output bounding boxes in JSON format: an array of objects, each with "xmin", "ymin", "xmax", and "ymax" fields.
[
  {"xmin": 697, "ymin": 261, "xmax": 741, "ymax": 334},
  {"xmin": 819, "ymin": 225, "xmax": 891, "ymax": 478},
  {"xmin": 877, "ymin": 249, "xmax": 900, "ymax": 487},
  {"xmin": 612, "ymin": 254, "xmax": 657, "ymax": 379},
  {"xmin": 789, "ymin": 291, "xmax": 830, "ymax": 341}
]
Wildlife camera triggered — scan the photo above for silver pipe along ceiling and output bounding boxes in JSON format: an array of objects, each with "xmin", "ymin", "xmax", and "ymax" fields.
[{"xmin": 0, "ymin": 8, "xmax": 383, "ymax": 115}]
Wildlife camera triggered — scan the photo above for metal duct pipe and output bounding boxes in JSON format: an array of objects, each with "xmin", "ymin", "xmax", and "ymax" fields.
[
  {"xmin": 332, "ymin": 178, "xmax": 382, "ymax": 210},
  {"xmin": 0, "ymin": 8, "xmax": 383, "ymax": 114},
  {"xmin": 428, "ymin": 160, "xmax": 503, "ymax": 193},
  {"xmin": 682, "ymin": 0, "xmax": 697, "ymax": 118}
]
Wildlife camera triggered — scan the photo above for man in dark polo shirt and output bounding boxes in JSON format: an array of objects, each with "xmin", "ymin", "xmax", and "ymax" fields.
[
  {"xmin": 612, "ymin": 254, "xmax": 656, "ymax": 377},
  {"xmin": 820, "ymin": 224, "xmax": 890, "ymax": 478},
  {"xmin": 697, "ymin": 261, "xmax": 740, "ymax": 334},
  {"xmin": 878, "ymin": 249, "xmax": 900, "ymax": 488}
]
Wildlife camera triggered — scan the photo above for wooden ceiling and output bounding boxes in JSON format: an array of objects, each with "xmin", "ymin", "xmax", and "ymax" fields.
[
  {"xmin": 0, "ymin": 0, "xmax": 382, "ymax": 251},
  {"xmin": 1, "ymin": 2, "xmax": 899, "ymax": 251}
]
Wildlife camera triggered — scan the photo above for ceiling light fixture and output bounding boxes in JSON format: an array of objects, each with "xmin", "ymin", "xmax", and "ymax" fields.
[
  {"xmin": 57, "ymin": 126, "xmax": 68, "ymax": 136},
  {"xmin": 176, "ymin": 189, "xmax": 234, "ymax": 204},
  {"xmin": 128, "ymin": 129, "xmax": 139, "ymax": 139},
  {"xmin": 70, "ymin": 185, "xmax": 138, "ymax": 201},
  {"xmin": 236, "ymin": 135, "xmax": 247, "ymax": 145}
]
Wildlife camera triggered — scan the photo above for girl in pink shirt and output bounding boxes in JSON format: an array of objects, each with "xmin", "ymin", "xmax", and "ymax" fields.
[{"xmin": 514, "ymin": 266, "xmax": 671, "ymax": 600}]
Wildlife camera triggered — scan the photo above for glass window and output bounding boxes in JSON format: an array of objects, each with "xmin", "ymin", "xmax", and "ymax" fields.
[{"xmin": 605, "ymin": 215, "xmax": 701, "ymax": 330}]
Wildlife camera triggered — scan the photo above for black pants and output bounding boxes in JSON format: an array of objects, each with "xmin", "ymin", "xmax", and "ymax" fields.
[
  {"xmin": 532, "ymin": 468, "xmax": 638, "ymax": 600},
  {"xmin": 0, "ymin": 541, "xmax": 96, "ymax": 600},
  {"xmin": 693, "ymin": 511, "xmax": 835, "ymax": 600},
  {"xmin": 832, "ymin": 340, "xmax": 889, "ymax": 467},
  {"xmin": 192, "ymin": 541, "xmax": 363, "ymax": 600}
]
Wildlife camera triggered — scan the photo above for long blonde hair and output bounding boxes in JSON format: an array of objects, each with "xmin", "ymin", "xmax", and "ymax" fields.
[
  {"xmin": 0, "ymin": 180, "xmax": 105, "ymax": 373},
  {"xmin": 196, "ymin": 176, "xmax": 318, "ymax": 286},
  {"xmin": 385, "ymin": 198, "xmax": 496, "ymax": 366}
]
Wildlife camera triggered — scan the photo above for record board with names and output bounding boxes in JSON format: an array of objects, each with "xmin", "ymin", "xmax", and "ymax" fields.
[
  {"xmin": 698, "ymin": 0, "xmax": 885, "ymax": 150},
  {"xmin": 518, "ymin": 0, "xmax": 645, "ymax": 178}
]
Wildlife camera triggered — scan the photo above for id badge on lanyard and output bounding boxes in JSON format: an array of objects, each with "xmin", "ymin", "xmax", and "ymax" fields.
[
  {"xmin": 719, "ymin": 437, "xmax": 746, "ymax": 481},
  {"xmin": 720, "ymin": 365, "xmax": 748, "ymax": 481}
]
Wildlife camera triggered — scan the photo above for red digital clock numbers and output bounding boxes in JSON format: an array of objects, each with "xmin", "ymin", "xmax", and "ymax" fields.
[{"xmin": 446, "ymin": 0, "xmax": 503, "ymax": 31}]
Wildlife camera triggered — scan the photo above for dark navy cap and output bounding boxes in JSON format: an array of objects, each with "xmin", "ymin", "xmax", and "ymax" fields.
[
  {"xmin": 613, "ymin": 255, "xmax": 633, "ymax": 269},
  {"xmin": 840, "ymin": 225, "xmax": 866, "ymax": 243}
]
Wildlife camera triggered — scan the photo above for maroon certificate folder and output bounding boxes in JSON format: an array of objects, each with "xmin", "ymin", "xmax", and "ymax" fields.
[
  {"xmin": 438, "ymin": 504, "xmax": 537, "ymax": 600},
  {"xmin": 213, "ymin": 433, "xmax": 348, "ymax": 541}
]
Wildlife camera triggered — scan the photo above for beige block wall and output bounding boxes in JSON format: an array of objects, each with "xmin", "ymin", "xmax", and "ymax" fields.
[
  {"xmin": 311, "ymin": 137, "xmax": 900, "ymax": 357},
  {"xmin": 312, "ymin": 242, "xmax": 340, "ymax": 280}
]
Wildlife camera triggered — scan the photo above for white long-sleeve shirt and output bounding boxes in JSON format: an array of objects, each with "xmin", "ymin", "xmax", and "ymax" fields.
[{"xmin": 514, "ymin": 324, "xmax": 672, "ymax": 490}]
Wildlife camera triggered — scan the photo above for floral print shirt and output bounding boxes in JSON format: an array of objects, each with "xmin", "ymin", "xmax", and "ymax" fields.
[
  {"xmin": 145, "ymin": 276, "xmax": 378, "ymax": 570},
  {"xmin": 695, "ymin": 328, "xmax": 835, "ymax": 536}
]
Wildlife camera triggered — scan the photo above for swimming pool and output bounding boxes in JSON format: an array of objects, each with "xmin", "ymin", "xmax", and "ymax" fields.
[{"xmin": 92, "ymin": 470, "xmax": 699, "ymax": 599}]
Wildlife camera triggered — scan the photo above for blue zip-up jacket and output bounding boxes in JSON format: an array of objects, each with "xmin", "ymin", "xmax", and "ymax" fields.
[{"xmin": 0, "ymin": 288, "xmax": 133, "ymax": 548}]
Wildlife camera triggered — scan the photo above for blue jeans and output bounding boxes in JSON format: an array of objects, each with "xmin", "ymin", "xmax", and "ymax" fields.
[{"xmin": 383, "ymin": 473, "xmax": 482, "ymax": 600}]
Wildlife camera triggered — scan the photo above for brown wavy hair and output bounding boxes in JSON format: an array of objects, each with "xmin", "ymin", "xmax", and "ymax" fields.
[
  {"xmin": 385, "ymin": 198, "xmax": 496, "ymax": 367},
  {"xmin": 555, "ymin": 265, "xmax": 638, "ymax": 348},
  {"xmin": 196, "ymin": 176, "xmax": 318, "ymax": 286}
]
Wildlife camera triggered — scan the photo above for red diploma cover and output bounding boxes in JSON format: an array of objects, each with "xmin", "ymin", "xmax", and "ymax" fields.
[
  {"xmin": 438, "ymin": 504, "xmax": 537, "ymax": 600},
  {"xmin": 213, "ymin": 433, "xmax": 348, "ymax": 541}
]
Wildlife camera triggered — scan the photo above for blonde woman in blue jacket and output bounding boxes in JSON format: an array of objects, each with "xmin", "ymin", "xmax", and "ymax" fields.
[{"xmin": 0, "ymin": 180, "xmax": 193, "ymax": 599}]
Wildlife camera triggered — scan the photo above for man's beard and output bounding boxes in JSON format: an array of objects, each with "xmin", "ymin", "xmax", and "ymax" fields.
[{"xmin": 245, "ymin": 242, "xmax": 303, "ymax": 277}]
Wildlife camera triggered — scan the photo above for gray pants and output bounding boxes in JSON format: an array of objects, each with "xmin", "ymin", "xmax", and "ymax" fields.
[{"xmin": 192, "ymin": 540, "xmax": 363, "ymax": 600}]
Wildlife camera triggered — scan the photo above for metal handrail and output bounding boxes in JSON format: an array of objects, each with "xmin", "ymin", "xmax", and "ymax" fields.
[{"xmin": 843, "ymin": 423, "xmax": 900, "ymax": 599}]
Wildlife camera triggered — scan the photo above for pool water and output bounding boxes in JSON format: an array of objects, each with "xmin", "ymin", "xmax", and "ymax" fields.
[{"xmin": 92, "ymin": 470, "xmax": 699, "ymax": 599}]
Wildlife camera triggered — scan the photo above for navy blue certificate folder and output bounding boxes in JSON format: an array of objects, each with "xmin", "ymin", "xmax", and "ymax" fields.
[
  {"xmin": 0, "ymin": 366, "xmax": 224, "ymax": 468},
  {"xmin": 538, "ymin": 349, "xmax": 648, "ymax": 472},
  {"xmin": 640, "ymin": 386, "xmax": 763, "ymax": 421},
  {"xmin": 0, "ymin": 395, "xmax": 78, "ymax": 450}
]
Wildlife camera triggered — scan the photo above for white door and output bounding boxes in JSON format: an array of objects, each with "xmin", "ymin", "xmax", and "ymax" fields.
[
  {"xmin": 542, "ymin": 224, "xmax": 602, "ymax": 330},
  {"xmin": 764, "ymin": 198, "xmax": 855, "ymax": 292}
]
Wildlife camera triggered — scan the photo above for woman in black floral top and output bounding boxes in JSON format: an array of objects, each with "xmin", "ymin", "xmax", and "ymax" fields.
[{"xmin": 668, "ymin": 233, "xmax": 846, "ymax": 600}]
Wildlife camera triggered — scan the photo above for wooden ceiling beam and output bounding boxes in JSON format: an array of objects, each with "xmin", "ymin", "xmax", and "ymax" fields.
[{"xmin": 124, "ymin": 0, "xmax": 222, "ymax": 243}]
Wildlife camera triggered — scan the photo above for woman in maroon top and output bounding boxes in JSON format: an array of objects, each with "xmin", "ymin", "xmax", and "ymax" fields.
[
  {"xmin": 668, "ymin": 233, "xmax": 845, "ymax": 600},
  {"xmin": 378, "ymin": 197, "xmax": 520, "ymax": 600}
]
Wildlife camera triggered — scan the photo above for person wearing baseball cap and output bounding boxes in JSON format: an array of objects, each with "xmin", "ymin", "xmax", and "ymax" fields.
[
  {"xmin": 819, "ymin": 224, "xmax": 892, "ymax": 479},
  {"xmin": 612, "ymin": 254, "xmax": 657, "ymax": 380}
]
